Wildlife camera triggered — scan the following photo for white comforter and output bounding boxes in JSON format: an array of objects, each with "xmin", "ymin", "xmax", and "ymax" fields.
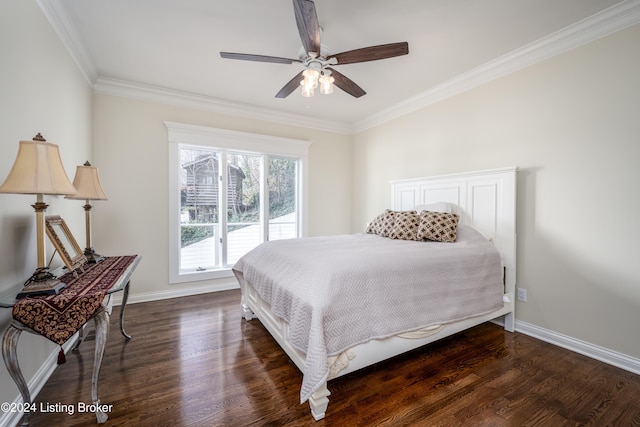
[{"xmin": 232, "ymin": 225, "xmax": 503, "ymax": 403}]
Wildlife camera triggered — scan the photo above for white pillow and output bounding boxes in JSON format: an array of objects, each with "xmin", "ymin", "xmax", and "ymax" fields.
[{"xmin": 414, "ymin": 202, "xmax": 452, "ymax": 214}]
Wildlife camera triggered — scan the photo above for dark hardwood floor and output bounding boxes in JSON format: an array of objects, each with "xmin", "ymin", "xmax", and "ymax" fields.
[{"xmin": 28, "ymin": 289, "xmax": 640, "ymax": 426}]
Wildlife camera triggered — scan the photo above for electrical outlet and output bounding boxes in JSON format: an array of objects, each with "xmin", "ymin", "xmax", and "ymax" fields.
[{"xmin": 517, "ymin": 288, "xmax": 527, "ymax": 302}]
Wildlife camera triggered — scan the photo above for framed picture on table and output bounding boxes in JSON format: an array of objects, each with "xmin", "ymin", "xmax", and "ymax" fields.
[{"xmin": 45, "ymin": 215, "xmax": 87, "ymax": 277}]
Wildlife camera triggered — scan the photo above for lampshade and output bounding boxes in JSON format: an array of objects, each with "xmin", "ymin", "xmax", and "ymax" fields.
[
  {"xmin": 0, "ymin": 133, "xmax": 78, "ymax": 296},
  {"xmin": 65, "ymin": 161, "xmax": 108, "ymax": 201},
  {"xmin": 0, "ymin": 134, "xmax": 78, "ymax": 196}
]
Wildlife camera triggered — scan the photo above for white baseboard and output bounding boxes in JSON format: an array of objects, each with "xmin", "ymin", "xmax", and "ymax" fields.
[
  {"xmin": 110, "ymin": 279, "xmax": 239, "ymax": 306},
  {"xmin": 0, "ymin": 335, "xmax": 79, "ymax": 427},
  {"xmin": 515, "ymin": 320, "xmax": 640, "ymax": 376}
]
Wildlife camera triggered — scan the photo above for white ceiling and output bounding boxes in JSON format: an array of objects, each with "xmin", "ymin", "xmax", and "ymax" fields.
[{"xmin": 47, "ymin": 0, "xmax": 638, "ymax": 132}]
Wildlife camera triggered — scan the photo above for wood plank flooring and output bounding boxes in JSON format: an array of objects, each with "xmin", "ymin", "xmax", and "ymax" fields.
[{"xmin": 27, "ymin": 289, "xmax": 640, "ymax": 426}]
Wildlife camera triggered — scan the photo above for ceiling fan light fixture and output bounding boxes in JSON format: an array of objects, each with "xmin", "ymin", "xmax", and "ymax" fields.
[
  {"xmin": 319, "ymin": 74, "xmax": 334, "ymax": 95},
  {"xmin": 300, "ymin": 80, "xmax": 314, "ymax": 97},
  {"xmin": 302, "ymin": 68, "xmax": 320, "ymax": 89}
]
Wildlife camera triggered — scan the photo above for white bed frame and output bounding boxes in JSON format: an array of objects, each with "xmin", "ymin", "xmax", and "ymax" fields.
[{"xmin": 239, "ymin": 167, "xmax": 517, "ymax": 420}]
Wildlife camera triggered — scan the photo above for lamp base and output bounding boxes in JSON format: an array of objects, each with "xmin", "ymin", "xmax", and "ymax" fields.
[
  {"xmin": 17, "ymin": 268, "xmax": 66, "ymax": 298},
  {"xmin": 84, "ymin": 247, "xmax": 105, "ymax": 264}
]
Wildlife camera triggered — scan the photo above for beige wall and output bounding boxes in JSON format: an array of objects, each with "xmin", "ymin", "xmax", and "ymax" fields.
[
  {"xmin": 0, "ymin": 0, "xmax": 93, "ymax": 411},
  {"xmin": 91, "ymin": 94, "xmax": 352, "ymax": 298},
  {"xmin": 352, "ymin": 24, "xmax": 640, "ymax": 358}
]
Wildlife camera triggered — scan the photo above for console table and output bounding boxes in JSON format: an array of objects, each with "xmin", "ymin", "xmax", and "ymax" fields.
[{"xmin": 0, "ymin": 255, "xmax": 141, "ymax": 426}]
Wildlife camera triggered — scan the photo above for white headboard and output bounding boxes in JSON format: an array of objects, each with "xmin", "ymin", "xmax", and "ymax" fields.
[{"xmin": 391, "ymin": 167, "xmax": 517, "ymax": 296}]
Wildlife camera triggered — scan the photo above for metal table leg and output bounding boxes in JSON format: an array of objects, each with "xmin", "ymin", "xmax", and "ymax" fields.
[
  {"xmin": 119, "ymin": 281, "xmax": 131, "ymax": 340},
  {"xmin": 2, "ymin": 320, "xmax": 33, "ymax": 427},
  {"xmin": 91, "ymin": 307, "xmax": 109, "ymax": 424}
]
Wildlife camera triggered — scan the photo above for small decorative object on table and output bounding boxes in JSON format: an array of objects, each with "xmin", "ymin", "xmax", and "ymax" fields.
[
  {"xmin": 16, "ymin": 215, "xmax": 87, "ymax": 299},
  {"xmin": 45, "ymin": 215, "xmax": 87, "ymax": 275}
]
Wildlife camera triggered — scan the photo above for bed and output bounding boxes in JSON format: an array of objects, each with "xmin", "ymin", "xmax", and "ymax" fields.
[{"xmin": 232, "ymin": 167, "xmax": 517, "ymax": 420}]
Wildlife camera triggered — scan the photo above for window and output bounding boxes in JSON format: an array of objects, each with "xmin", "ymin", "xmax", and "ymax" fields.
[{"xmin": 167, "ymin": 122, "xmax": 310, "ymax": 284}]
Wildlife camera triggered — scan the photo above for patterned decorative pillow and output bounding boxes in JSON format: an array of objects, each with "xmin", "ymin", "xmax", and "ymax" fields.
[
  {"xmin": 389, "ymin": 210, "xmax": 419, "ymax": 240},
  {"xmin": 379, "ymin": 210, "xmax": 398, "ymax": 237},
  {"xmin": 416, "ymin": 211, "xmax": 460, "ymax": 243},
  {"xmin": 366, "ymin": 209, "xmax": 390, "ymax": 234},
  {"xmin": 366, "ymin": 211, "xmax": 384, "ymax": 234},
  {"xmin": 365, "ymin": 210, "xmax": 396, "ymax": 237}
]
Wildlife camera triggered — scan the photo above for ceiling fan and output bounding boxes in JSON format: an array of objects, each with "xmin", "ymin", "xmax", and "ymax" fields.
[{"xmin": 220, "ymin": 0, "xmax": 409, "ymax": 98}]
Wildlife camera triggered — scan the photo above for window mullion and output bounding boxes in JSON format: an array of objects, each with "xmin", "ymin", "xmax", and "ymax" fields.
[
  {"xmin": 295, "ymin": 160, "xmax": 301, "ymax": 238},
  {"xmin": 219, "ymin": 151, "xmax": 228, "ymax": 266},
  {"xmin": 261, "ymin": 155, "xmax": 269, "ymax": 242}
]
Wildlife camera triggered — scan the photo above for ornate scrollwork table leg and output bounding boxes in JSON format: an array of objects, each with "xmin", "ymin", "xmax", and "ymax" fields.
[
  {"xmin": 2, "ymin": 320, "xmax": 32, "ymax": 426},
  {"xmin": 91, "ymin": 307, "xmax": 109, "ymax": 423},
  {"xmin": 119, "ymin": 281, "xmax": 131, "ymax": 339},
  {"xmin": 72, "ymin": 325, "xmax": 85, "ymax": 351}
]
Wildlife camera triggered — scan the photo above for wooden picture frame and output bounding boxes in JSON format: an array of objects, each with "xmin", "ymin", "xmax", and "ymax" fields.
[{"xmin": 45, "ymin": 215, "xmax": 87, "ymax": 277}]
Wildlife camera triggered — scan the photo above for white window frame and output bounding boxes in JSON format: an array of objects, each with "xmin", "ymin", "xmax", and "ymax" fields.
[{"xmin": 166, "ymin": 121, "xmax": 311, "ymax": 284}]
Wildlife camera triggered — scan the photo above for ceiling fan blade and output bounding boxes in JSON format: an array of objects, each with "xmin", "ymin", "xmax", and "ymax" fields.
[
  {"xmin": 293, "ymin": 0, "xmax": 321, "ymax": 55},
  {"xmin": 275, "ymin": 71, "xmax": 305, "ymax": 98},
  {"xmin": 326, "ymin": 68, "xmax": 366, "ymax": 98},
  {"xmin": 220, "ymin": 52, "xmax": 302, "ymax": 64},
  {"xmin": 332, "ymin": 42, "xmax": 409, "ymax": 65}
]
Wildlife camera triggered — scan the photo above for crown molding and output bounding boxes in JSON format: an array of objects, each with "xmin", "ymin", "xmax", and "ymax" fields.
[
  {"xmin": 352, "ymin": 0, "xmax": 640, "ymax": 133},
  {"xmin": 40, "ymin": 0, "xmax": 640, "ymax": 135},
  {"xmin": 93, "ymin": 77, "xmax": 353, "ymax": 134},
  {"xmin": 36, "ymin": 0, "xmax": 97, "ymax": 85},
  {"xmin": 37, "ymin": 1, "xmax": 352, "ymax": 134}
]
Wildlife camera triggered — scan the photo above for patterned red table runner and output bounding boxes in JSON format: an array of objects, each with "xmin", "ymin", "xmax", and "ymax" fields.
[{"xmin": 12, "ymin": 256, "xmax": 137, "ymax": 345}]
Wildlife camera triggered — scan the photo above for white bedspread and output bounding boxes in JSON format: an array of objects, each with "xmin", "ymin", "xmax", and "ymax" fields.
[{"xmin": 232, "ymin": 225, "xmax": 503, "ymax": 403}]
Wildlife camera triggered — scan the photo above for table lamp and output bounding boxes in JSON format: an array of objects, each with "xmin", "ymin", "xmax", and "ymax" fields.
[
  {"xmin": 65, "ymin": 161, "xmax": 108, "ymax": 263},
  {"xmin": 0, "ymin": 134, "xmax": 79, "ymax": 296}
]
